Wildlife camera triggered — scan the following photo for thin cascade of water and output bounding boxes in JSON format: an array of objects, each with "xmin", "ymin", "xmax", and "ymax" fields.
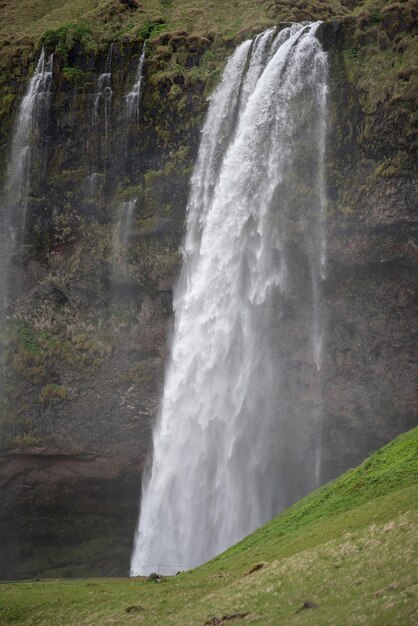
[
  {"xmin": 113, "ymin": 198, "xmax": 137, "ymax": 265},
  {"xmin": 93, "ymin": 44, "xmax": 114, "ymax": 150},
  {"xmin": 87, "ymin": 44, "xmax": 114, "ymax": 210},
  {"xmin": 125, "ymin": 45, "xmax": 146, "ymax": 123},
  {"xmin": 110, "ymin": 198, "xmax": 137, "ymax": 309},
  {"xmin": 307, "ymin": 30, "xmax": 329, "ymax": 483},
  {"xmin": 110, "ymin": 47, "xmax": 147, "ymax": 288},
  {"xmin": 131, "ymin": 22, "xmax": 329, "ymax": 577},
  {"xmin": 116, "ymin": 44, "xmax": 147, "ymax": 182},
  {"xmin": 0, "ymin": 48, "xmax": 53, "ymax": 311}
]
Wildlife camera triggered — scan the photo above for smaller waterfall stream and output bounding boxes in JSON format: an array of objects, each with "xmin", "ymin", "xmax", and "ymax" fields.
[
  {"xmin": 112, "ymin": 198, "xmax": 137, "ymax": 274},
  {"xmin": 93, "ymin": 43, "xmax": 114, "ymax": 139},
  {"xmin": 131, "ymin": 22, "xmax": 329, "ymax": 577},
  {"xmin": 111, "ymin": 47, "xmax": 147, "ymax": 293},
  {"xmin": 121, "ymin": 44, "xmax": 147, "ymax": 180},
  {"xmin": 118, "ymin": 199, "xmax": 137, "ymax": 250},
  {"xmin": 126, "ymin": 45, "xmax": 146, "ymax": 123},
  {"xmin": 1, "ymin": 49, "xmax": 53, "ymax": 251},
  {"xmin": 87, "ymin": 45, "xmax": 114, "ymax": 212},
  {"xmin": 0, "ymin": 48, "xmax": 53, "ymax": 311}
]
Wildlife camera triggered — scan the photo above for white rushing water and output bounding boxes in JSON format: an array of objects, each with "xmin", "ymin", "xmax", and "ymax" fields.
[
  {"xmin": 125, "ymin": 45, "xmax": 146, "ymax": 123},
  {"xmin": 131, "ymin": 22, "xmax": 328, "ymax": 576},
  {"xmin": 1, "ymin": 48, "xmax": 53, "ymax": 253},
  {"xmin": 0, "ymin": 48, "xmax": 53, "ymax": 311}
]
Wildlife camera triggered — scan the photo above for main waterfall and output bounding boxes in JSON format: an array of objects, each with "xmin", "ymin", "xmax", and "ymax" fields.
[{"xmin": 131, "ymin": 22, "xmax": 328, "ymax": 576}]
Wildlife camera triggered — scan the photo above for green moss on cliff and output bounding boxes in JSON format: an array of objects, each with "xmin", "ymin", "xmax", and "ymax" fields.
[
  {"xmin": 340, "ymin": 0, "xmax": 417, "ymax": 159},
  {"xmin": 42, "ymin": 21, "xmax": 96, "ymax": 60}
]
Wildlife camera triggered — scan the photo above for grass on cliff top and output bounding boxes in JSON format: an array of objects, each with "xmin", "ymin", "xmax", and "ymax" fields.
[
  {"xmin": 341, "ymin": 0, "xmax": 418, "ymax": 118},
  {"xmin": 1, "ymin": 426, "xmax": 417, "ymax": 625},
  {"xmin": 0, "ymin": 0, "xmax": 347, "ymax": 49}
]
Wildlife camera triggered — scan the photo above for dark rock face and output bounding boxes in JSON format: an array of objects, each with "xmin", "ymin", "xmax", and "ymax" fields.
[
  {"xmin": 0, "ymin": 38, "xmax": 206, "ymax": 578},
  {"xmin": 0, "ymin": 450, "xmax": 143, "ymax": 578},
  {"xmin": 320, "ymin": 25, "xmax": 418, "ymax": 479},
  {"xmin": 0, "ymin": 20, "xmax": 416, "ymax": 578}
]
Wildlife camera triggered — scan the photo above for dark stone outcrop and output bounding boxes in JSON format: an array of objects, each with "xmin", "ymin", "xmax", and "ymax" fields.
[{"xmin": 0, "ymin": 449, "xmax": 143, "ymax": 578}]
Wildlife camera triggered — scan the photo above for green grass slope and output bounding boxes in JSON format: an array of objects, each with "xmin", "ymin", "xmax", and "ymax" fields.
[{"xmin": 1, "ymin": 427, "xmax": 417, "ymax": 625}]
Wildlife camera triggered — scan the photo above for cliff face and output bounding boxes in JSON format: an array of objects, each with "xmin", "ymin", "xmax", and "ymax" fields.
[
  {"xmin": 0, "ymin": 35, "xmax": 208, "ymax": 578},
  {"xmin": 0, "ymin": 3, "xmax": 417, "ymax": 578},
  {"xmin": 321, "ymin": 16, "xmax": 417, "ymax": 478}
]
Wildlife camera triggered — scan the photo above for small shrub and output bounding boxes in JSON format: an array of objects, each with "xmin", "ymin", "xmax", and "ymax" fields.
[
  {"xmin": 38, "ymin": 384, "xmax": 70, "ymax": 405},
  {"xmin": 11, "ymin": 435, "xmax": 41, "ymax": 448},
  {"xmin": 62, "ymin": 67, "xmax": 86, "ymax": 83},
  {"xmin": 345, "ymin": 48, "xmax": 359, "ymax": 59},
  {"xmin": 41, "ymin": 22, "xmax": 94, "ymax": 61},
  {"xmin": 138, "ymin": 21, "xmax": 169, "ymax": 41}
]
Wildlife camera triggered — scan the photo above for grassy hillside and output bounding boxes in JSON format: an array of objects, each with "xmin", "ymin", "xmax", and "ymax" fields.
[
  {"xmin": 1, "ymin": 427, "xmax": 417, "ymax": 625},
  {"xmin": 0, "ymin": 0, "xmax": 347, "ymax": 47}
]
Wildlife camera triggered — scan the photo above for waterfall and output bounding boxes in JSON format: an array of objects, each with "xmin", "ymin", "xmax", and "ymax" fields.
[
  {"xmin": 90, "ymin": 43, "xmax": 114, "ymax": 184},
  {"xmin": 131, "ymin": 22, "xmax": 328, "ymax": 576},
  {"xmin": 121, "ymin": 44, "xmax": 146, "ymax": 179},
  {"xmin": 111, "ymin": 47, "xmax": 147, "ymax": 287},
  {"xmin": 118, "ymin": 199, "xmax": 137, "ymax": 249},
  {"xmin": 0, "ymin": 48, "xmax": 53, "ymax": 311},
  {"xmin": 125, "ymin": 45, "xmax": 146, "ymax": 123},
  {"xmin": 85, "ymin": 44, "xmax": 114, "ymax": 214},
  {"xmin": 112, "ymin": 198, "xmax": 137, "ymax": 277},
  {"xmin": 93, "ymin": 43, "xmax": 114, "ymax": 139}
]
